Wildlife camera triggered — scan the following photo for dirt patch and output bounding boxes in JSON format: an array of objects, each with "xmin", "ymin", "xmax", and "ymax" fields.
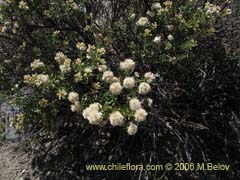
[{"xmin": 0, "ymin": 141, "xmax": 32, "ymax": 180}]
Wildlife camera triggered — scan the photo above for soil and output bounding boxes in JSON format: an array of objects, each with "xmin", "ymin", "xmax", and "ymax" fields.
[{"xmin": 0, "ymin": 141, "xmax": 32, "ymax": 180}]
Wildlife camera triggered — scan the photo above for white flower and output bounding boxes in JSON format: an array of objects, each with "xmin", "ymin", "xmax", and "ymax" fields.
[
  {"xmin": 127, "ymin": 122, "xmax": 138, "ymax": 135},
  {"xmin": 119, "ymin": 59, "xmax": 135, "ymax": 72},
  {"xmin": 144, "ymin": 72, "xmax": 156, "ymax": 83},
  {"xmin": 35, "ymin": 74, "xmax": 49, "ymax": 86},
  {"xmin": 82, "ymin": 104, "xmax": 103, "ymax": 125},
  {"xmin": 123, "ymin": 77, "xmax": 135, "ymax": 89},
  {"xmin": 134, "ymin": 108, "xmax": 148, "ymax": 122},
  {"xmin": 71, "ymin": 101, "xmax": 81, "ymax": 112},
  {"xmin": 87, "ymin": 111, "xmax": 103, "ymax": 125},
  {"xmin": 167, "ymin": 34, "xmax": 174, "ymax": 41},
  {"xmin": 153, "ymin": 36, "xmax": 161, "ymax": 44},
  {"xmin": 68, "ymin": 91, "xmax": 79, "ymax": 103},
  {"xmin": 102, "ymin": 70, "xmax": 114, "ymax": 83},
  {"xmin": 89, "ymin": 103, "xmax": 102, "ymax": 111},
  {"xmin": 147, "ymin": 98, "xmax": 153, "ymax": 106},
  {"xmin": 76, "ymin": 42, "xmax": 86, "ymax": 51},
  {"xmin": 98, "ymin": 65, "xmax": 108, "ymax": 72},
  {"xmin": 30, "ymin": 59, "xmax": 44, "ymax": 70},
  {"xmin": 57, "ymin": 89, "xmax": 67, "ymax": 100},
  {"xmin": 83, "ymin": 107, "xmax": 91, "ymax": 119},
  {"xmin": 129, "ymin": 98, "xmax": 142, "ymax": 111},
  {"xmin": 109, "ymin": 111, "xmax": 124, "ymax": 127},
  {"xmin": 59, "ymin": 58, "xmax": 71, "ymax": 73},
  {"xmin": 134, "ymin": 72, "xmax": 140, "ymax": 77},
  {"xmin": 109, "ymin": 82, "xmax": 122, "ymax": 95},
  {"xmin": 138, "ymin": 82, "xmax": 151, "ymax": 95},
  {"xmin": 83, "ymin": 67, "xmax": 92, "ymax": 77},
  {"xmin": 167, "ymin": 25, "xmax": 173, "ymax": 31},
  {"xmin": 136, "ymin": 17, "xmax": 149, "ymax": 26},
  {"xmin": 55, "ymin": 52, "xmax": 68, "ymax": 64},
  {"xmin": 152, "ymin": 2, "xmax": 161, "ymax": 10},
  {"xmin": 19, "ymin": 0, "xmax": 29, "ymax": 9},
  {"xmin": 146, "ymin": 10, "xmax": 155, "ymax": 17},
  {"xmin": 74, "ymin": 72, "xmax": 82, "ymax": 82}
]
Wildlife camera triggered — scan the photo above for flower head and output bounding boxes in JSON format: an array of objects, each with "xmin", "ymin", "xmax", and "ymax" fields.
[
  {"xmin": 167, "ymin": 34, "xmax": 174, "ymax": 41},
  {"xmin": 153, "ymin": 36, "xmax": 161, "ymax": 44},
  {"xmin": 68, "ymin": 91, "xmax": 79, "ymax": 103},
  {"xmin": 109, "ymin": 111, "xmax": 124, "ymax": 127},
  {"xmin": 136, "ymin": 17, "xmax": 149, "ymax": 26},
  {"xmin": 152, "ymin": 2, "xmax": 161, "ymax": 10},
  {"xmin": 57, "ymin": 89, "xmax": 67, "ymax": 100},
  {"xmin": 71, "ymin": 101, "xmax": 81, "ymax": 112},
  {"xmin": 127, "ymin": 122, "xmax": 138, "ymax": 135},
  {"xmin": 30, "ymin": 59, "xmax": 44, "ymax": 70},
  {"xmin": 123, "ymin": 77, "xmax": 135, "ymax": 89},
  {"xmin": 134, "ymin": 108, "xmax": 148, "ymax": 122},
  {"xmin": 138, "ymin": 82, "xmax": 151, "ymax": 95},
  {"xmin": 76, "ymin": 42, "xmax": 86, "ymax": 51},
  {"xmin": 83, "ymin": 103, "xmax": 103, "ymax": 125},
  {"xmin": 83, "ymin": 67, "xmax": 92, "ymax": 77},
  {"xmin": 98, "ymin": 65, "xmax": 108, "ymax": 72},
  {"xmin": 120, "ymin": 59, "xmax": 135, "ymax": 72},
  {"xmin": 87, "ymin": 111, "xmax": 103, "ymax": 125},
  {"xmin": 55, "ymin": 52, "xmax": 68, "ymax": 64},
  {"xmin": 102, "ymin": 70, "xmax": 114, "ymax": 83},
  {"xmin": 59, "ymin": 58, "xmax": 71, "ymax": 73},
  {"xmin": 35, "ymin": 74, "xmax": 49, "ymax": 86},
  {"xmin": 144, "ymin": 72, "xmax": 156, "ymax": 83},
  {"xmin": 109, "ymin": 82, "xmax": 122, "ymax": 95},
  {"xmin": 129, "ymin": 98, "xmax": 142, "ymax": 111},
  {"xmin": 89, "ymin": 103, "xmax": 102, "ymax": 111}
]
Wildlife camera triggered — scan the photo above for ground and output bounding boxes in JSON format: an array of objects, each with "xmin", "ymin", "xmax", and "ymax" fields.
[{"xmin": 0, "ymin": 141, "xmax": 32, "ymax": 180}]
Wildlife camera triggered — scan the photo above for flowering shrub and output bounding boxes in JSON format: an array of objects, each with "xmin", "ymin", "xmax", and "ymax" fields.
[
  {"xmin": 1, "ymin": 0, "xmax": 231, "ymax": 134},
  {"xmin": 19, "ymin": 42, "xmax": 157, "ymax": 135}
]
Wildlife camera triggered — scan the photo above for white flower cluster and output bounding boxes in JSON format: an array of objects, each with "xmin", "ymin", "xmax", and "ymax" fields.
[
  {"xmin": 76, "ymin": 42, "xmax": 86, "ymax": 51},
  {"xmin": 34, "ymin": 74, "xmax": 49, "ymax": 86},
  {"xmin": 129, "ymin": 98, "xmax": 141, "ymax": 111},
  {"xmin": 144, "ymin": 72, "xmax": 156, "ymax": 83},
  {"xmin": 153, "ymin": 36, "xmax": 161, "ymax": 44},
  {"xmin": 129, "ymin": 98, "xmax": 148, "ymax": 123},
  {"xmin": 102, "ymin": 70, "xmax": 115, "ymax": 83},
  {"xmin": 68, "ymin": 92, "xmax": 81, "ymax": 112},
  {"xmin": 123, "ymin": 77, "xmax": 135, "ymax": 89},
  {"xmin": 120, "ymin": 59, "xmax": 135, "ymax": 72},
  {"xmin": 139, "ymin": 82, "xmax": 151, "ymax": 95},
  {"xmin": 69, "ymin": 57, "xmax": 156, "ymax": 136},
  {"xmin": 55, "ymin": 52, "xmax": 72, "ymax": 73},
  {"xmin": 19, "ymin": 0, "xmax": 29, "ymax": 10},
  {"xmin": 109, "ymin": 82, "xmax": 122, "ymax": 95},
  {"xmin": 127, "ymin": 122, "xmax": 138, "ymax": 135},
  {"xmin": 83, "ymin": 103, "xmax": 103, "ymax": 125},
  {"xmin": 152, "ymin": 2, "xmax": 162, "ymax": 10},
  {"xmin": 134, "ymin": 108, "xmax": 148, "ymax": 122},
  {"xmin": 136, "ymin": 17, "xmax": 149, "ymax": 26},
  {"xmin": 109, "ymin": 111, "xmax": 124, "ymax": 127},
  {"xmin": 24, "ymin": 74, "xmax": 49, "ymax": 86},
  {"xmin": 60, "ymin": 58, "xmax": 71, "ymax": 73},
  {"xmin": 205, "ymin": 2, "xmax": 221, "ymax": 15},
  {"xmin": 30, "ymin": 59, "xmax": 44, "ymax": 70}
]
